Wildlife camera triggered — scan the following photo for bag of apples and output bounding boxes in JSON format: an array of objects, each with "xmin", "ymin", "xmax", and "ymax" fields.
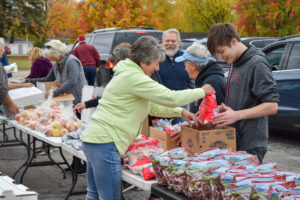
[{"xmin": 16, "ymin": 98, "xmax": 82, "ymax": 137}]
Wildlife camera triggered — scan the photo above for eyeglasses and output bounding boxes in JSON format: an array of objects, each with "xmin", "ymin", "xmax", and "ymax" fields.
[{"xmin": 45, "ymin": 45, "xmax": 52, "ymax": 49}]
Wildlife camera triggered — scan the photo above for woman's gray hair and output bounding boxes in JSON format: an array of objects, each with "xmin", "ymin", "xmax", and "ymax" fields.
[
  {"xmin": 129, "ymin": 36, "xmax": 165, "ymax": 65},
  {"xmin": 43, "ymin": 39, "xmax": 69, "ymax": 59},
  {"xmin": 186, "ymin": 43, "xmax": 215, "ymax": 71}
]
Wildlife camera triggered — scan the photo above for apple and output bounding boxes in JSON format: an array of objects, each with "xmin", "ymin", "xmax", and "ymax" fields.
[
  {"xmin": 24, "ymin": 120, "xmax": 30, "ymax": 126},
  {"xmin": 52, "ymin": 121, "xmax": 61, "ymax": 130},
  {"xmin": 29, "ymin": 121, "xmax": 37, "ymax": 129},
  {"xmin": 50, "ymin": 102, "xmax": 57, "ymax": 109},
  {"xmin": 60, "ymin": 119, "xmax": 66, "ymax": 128},
  {"xmin": 60, "ymin": 129, "xmax": 68, "ymax": 136},
  {"xmin": 15, "ymin": 114, "xmax": 21, "ymax": 121},
  {"xmin": 52, "ymin": 129, "xmax": 60, "ymax": 137},
  {"xmin": 65, "ymin": 123, "xmax": 72, "ymax": 132},
  {"xmin": 45, "ymin": 129, "xmax": 53, "ymax": 137},
  {"xmin": 19, "ymin": 117, "xmax": 25, "ymax": 124}
]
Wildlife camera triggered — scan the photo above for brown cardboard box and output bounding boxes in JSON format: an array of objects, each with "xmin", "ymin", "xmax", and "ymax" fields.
[
  {"xmin": 141, "ymin": 116, "xmax": 149, "ymax": 137},
  {"xmin": 149, "ymin": 127, "xmax": 177, "ymax": 151},
  {"xmin": 37, "ymin": 81, "xmax": 75, "ymax": 102},
  {"xmin": 181, "ymin": 125, "xmax": 236, "ymax": 154}
]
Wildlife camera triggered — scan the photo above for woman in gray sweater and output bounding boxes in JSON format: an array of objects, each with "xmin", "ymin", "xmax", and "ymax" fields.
[{"xmin": 26, "ymin": 40, "xmax": 87, "ymax": 106}]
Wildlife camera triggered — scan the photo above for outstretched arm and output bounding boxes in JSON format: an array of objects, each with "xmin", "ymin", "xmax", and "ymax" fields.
[{"xmin": 211, "ymin": 102, "xmax": 278, "ymax": 128}]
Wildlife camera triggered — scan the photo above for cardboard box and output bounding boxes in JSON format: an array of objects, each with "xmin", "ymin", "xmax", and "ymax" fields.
[
  {"xmin": 8, "ymin": 87, "xmax": 44, "ymax": 107},
  {"xmin": 149, "ymin": 127, "xmax": 177, "ymax": 151},
  {"xmin": 181, "ymin": 125, "xmax": 236, "ymax": 154},
  {"xmin": 36, "ymin": 81, "xmax": 75, "ymax": 104},
  {"xmin": 141, "ymin": 116, "xmax": 149, "ymax": 137}
]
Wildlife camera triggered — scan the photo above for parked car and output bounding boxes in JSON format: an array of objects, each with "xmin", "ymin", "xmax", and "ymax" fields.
[
  {"xmin": 261, "ymin": 35, "xmax": 300, "ymax": 133},
  {"xmin": 179, "ymin": 38, "xmax": 198, "ymax": 50},
  {"xmin": 241, "ymin": 37, "xmax": 278, "ymax": 49},
  {"xmin": 72, "ymin": 27, "xmax": 163, "ymax": 86},
  {"xmin": 192, "ymin": 37, "xmax": 279, "ymax": 73}
]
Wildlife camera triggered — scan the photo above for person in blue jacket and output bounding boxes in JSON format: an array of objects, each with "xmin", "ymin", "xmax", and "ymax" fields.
[
  {"xmin": 0, "ymin": 52, "xmax": 12, "ymax": 78},
  {"xmin": 157, "ymin": 29, "xmax": 193, "ymax": 124}
]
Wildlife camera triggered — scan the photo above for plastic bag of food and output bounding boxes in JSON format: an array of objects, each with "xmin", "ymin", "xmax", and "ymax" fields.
[
  {"xmin": 268, "ymin": 184, "xmax": 291, "ymax": 200},
  {"xmin": 185, "ymin": 159, "xmax": 232, "ymax": 198},
  {"xmin": 130, "ymin": 157, "xmax": 155, "ymax": 180},
  {"xmin": 250, "ymin": 180, "xmax": 286, "ymax": 200},
  {"xmin": 196, "ymin": 148, "xmax": 232, "ymax": 159},
  {"xmin": 124, "ymin": 135, "xmax": 163, "ymax": 167},
  {"xmin": 199, "ymin": 92, "xmax": 219, "ymax": 124},
  {"xmin": 163, "ymin": 159, "xmax": 188, "ymax": 190},
  {"xmin": 249, "ymin": 162, "xmax": 278, "ymax": 174}
]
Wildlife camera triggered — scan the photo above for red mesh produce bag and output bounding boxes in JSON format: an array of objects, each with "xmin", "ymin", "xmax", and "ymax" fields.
[{"xmin": 199, "ymin": 93, "xmax": 219, "ymax": 124}]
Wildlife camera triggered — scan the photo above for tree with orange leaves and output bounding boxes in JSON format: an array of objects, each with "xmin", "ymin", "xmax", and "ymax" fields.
[
  {"xmin": 74, "ymin": 0, "xmax": 162, "ymax": 36},
  {"xmin": 46, "ymin": 0, "xmax": 78, "ymax": 42}
]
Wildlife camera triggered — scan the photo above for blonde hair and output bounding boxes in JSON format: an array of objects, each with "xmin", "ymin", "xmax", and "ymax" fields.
[
  {"xmin": 44, "ymin": 39, "xmax": 69, "ymax": 60},
  {"xmin": 28, "ymin": 47, "xmax": 44, "ymax": 62}
]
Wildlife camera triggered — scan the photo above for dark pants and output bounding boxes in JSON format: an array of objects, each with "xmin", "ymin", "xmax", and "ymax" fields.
[
  {"xmin": 84, "ymin": 67, "xmax": 96, "ymax": 86},
  {"xmin": 246, "ymin": 147, "xmax": 267, "ymax": 164}
]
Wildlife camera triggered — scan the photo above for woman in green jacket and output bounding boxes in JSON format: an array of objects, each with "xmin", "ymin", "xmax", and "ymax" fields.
[{"xmin": 80, "ymin": 36, "xmax": 215, "ymax": 200}]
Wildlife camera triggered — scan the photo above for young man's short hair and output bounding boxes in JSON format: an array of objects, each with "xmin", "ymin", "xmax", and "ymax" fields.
[{"xmin": 207, "ymin": 23, "xmax": 241, "ymax": 55}]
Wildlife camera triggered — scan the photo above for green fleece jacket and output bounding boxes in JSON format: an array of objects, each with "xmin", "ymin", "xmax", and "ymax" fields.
[{"xmin": 80, "ymin": 58, "xmax": 205, "ymax": 156}]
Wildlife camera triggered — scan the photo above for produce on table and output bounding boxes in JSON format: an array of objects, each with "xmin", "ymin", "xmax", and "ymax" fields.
[{"xmin": 15, "ymin": 101, "xmax": 81, "ymax": 137}]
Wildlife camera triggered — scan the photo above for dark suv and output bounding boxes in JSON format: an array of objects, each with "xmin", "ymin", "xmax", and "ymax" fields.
[
  {"xmin": 75, "ymin": 27, "xmax": 163, "ymax": 86},
  {"xmin": 261, "ymin": 35, "xmax": 300, "ymax": 132}
]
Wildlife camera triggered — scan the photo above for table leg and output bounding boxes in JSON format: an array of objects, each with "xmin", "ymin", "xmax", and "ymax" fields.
[
  {"xmin": 20, "ymin": 136, "xmax": 35, "ymax": 183},
  {"xmin": 64, "ymin": 157, "xmax": 86, "ymax": 200},
  {"xmin": 0, "ymin": 123, "xmax": 27, "ymax": 147},
  {"xmin": 12, "ymin": 135, "xmax": 31, "ymax": 179},
  {"xmin": 46, "ymin": 145, "xmax": 67, "ymax": 179}
]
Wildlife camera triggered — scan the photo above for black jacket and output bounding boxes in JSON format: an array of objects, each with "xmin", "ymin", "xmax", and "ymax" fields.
[
  {"xmin": 227, "ymin": 45, "xmax": 279, "ymax": 150},
  {"xmin": 190, "ymin": 60, "xmax": 226, "ymax": 113}
]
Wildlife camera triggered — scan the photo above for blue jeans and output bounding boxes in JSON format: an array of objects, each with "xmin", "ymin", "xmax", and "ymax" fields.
[
  {"xmin": 82, "ymin": 142, "xmax": 121, "ymax": 200},
  {"xmin": 84, "ymin": 67, "xmax": 96, "ymax": 86}
]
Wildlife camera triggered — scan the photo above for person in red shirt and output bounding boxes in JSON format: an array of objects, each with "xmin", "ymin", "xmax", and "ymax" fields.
[{"xmin": 72, "ymin": 34, "xmax": 100, "ymax": 85}]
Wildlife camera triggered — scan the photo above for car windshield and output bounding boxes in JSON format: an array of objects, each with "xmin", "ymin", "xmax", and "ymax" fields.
[
  {"xmin": 112, "ymin": 31, "xmax": 162, "ymax": 50},
  {"xmin": 93, "ymin": 33, "xmax": 114, "ymax": 54}
]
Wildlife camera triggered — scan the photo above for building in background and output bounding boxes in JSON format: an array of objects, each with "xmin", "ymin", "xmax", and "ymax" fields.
[{"xmin": 5, "ymin": 36, "xmax": 34, "ymax": 55}]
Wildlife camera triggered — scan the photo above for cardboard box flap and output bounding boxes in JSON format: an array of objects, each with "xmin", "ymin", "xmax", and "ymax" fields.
[
  {"xmin": 182, "ymin": 124, "xmax": 234, "ymax": 131},
  {"xmin": 37, "ymin": 81, "xmax": 62, "ymax": 93},
  {"xmin": 53, "ymin": 94, "xmax": 75, "ymax": 102},
  {"xmin": 149, "ymin": 127, "xmax": 177, "ymax": 151},
  {"xmin": 37, "ymin": 81, "xmax": 74, "ymax": 102}
]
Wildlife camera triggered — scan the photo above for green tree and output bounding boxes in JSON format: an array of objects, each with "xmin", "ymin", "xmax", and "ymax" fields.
[
  {"xmin": 0, "ymin": 0, "xmax": 46, "ymax": 43},
  {"xmin": 142, "ymin": 0, "xmax": 182, "ymax": 30},
  {"xmin": 234, "ymin": 0, "xmax": 300, "ymax": 37},
  {"xmin": 176, "ymin": 0, "xmax": 237, "ymax": 32}
]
